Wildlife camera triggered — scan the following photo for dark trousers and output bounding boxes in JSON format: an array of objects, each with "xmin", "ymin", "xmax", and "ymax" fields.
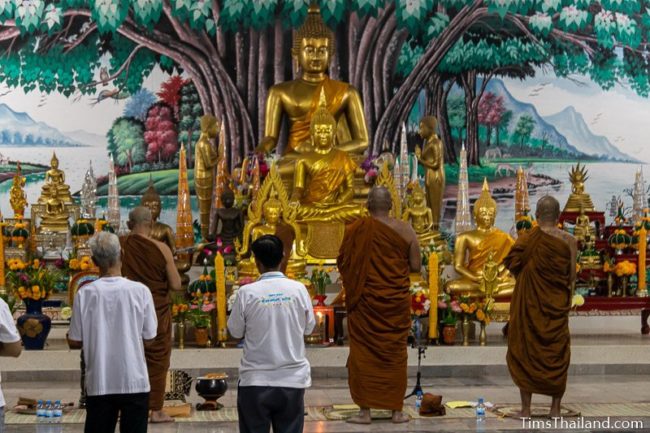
[
  {"xmin": 85, "ymin": 392, "xmax": 149, "ymax": 433},
  {"xmin": 237, "ymin": 386, "xmax": 305, "ymax": 433}
]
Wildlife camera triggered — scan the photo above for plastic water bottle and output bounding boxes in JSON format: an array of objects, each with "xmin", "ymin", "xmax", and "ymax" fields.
[
  {"xmin": 53, "ymin": 400, "xmax": 62, "ymax": 422},
  {"xmin": 36, "ymin": 400, "xmax": 44, "ymax": 422},
  {"xmin": 476, "ymin": 397, "xmax": 486, "ymax": 423},
  {"xmin": 45, "ymin": 400, "xmax": 53, "ymax": 422},
  {"xmin": 415, "ymin": 390, "xmax": 423, "ymax": 410}
]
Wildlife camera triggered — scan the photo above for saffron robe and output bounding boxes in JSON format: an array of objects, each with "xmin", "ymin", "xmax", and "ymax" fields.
[
  {"xmin": 121, "ymin": 234, "xmax": 172, "ymax": 410},
  {"xmin": 504, "ymin": 227, "xmax": 572, "ymax": 397},
  {"xmin": 337, "ymin": 217, "xmax": 411, "ymax": 411}
]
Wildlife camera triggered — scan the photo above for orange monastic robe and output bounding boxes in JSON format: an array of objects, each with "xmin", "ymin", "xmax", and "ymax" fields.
[
  {"xmin": 337, "ymin": 217, "xmax": 411, "ymax": 411},
  {"xmin": 120, "ymin": 234, "xmax": 172, "ymax": 410},
  {"xmin": 504, "ymin": 227, "xmax": 572, "ymax": 397}
]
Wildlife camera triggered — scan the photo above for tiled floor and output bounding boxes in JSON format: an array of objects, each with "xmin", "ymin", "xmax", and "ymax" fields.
[{"xmin": 4, "ymin": 375, "xmax": 650, "ymax": 432}]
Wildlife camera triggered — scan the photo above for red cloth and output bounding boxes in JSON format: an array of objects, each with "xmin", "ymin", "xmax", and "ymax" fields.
[{"xmin": 337, "ymin": 217, "xmax": 411, "ymax": 411}]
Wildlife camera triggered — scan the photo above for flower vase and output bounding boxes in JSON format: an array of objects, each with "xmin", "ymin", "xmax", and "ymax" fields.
[
  {"xmin": 442, "ymin": 324, "xmax": 456, "ymax": 345},
  {"xmin": 16, "ymin": 300, "xmax": 51, "ymax": 350},
  {"xmin": 479, "ymin": 322, "xmax": 487, "ymax": 346},
  {"xmin": 177, "ymin": 321, "xmax": 185, "ymax": 350},
  {"xmin": 607, "ymin": 274, "xmax": 614, "ymax": 297},
  {"xmin": 621, "ymin": 276, "xmax": 628, "ymax": 297},
  {"xmin": 461, "ymin": 316, "xmax": 470, "ymax": 346},
  {"xmin": 194, "ymin": 327, "xmax": 209, "ymax": 347}
]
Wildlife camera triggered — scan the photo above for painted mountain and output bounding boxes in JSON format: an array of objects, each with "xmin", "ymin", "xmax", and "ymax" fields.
[
  {"xmin": 0, "ymin": 103, "xmax": 84, "ymax": 147},
  {"xmin": 484, "ymin": 79, "xmax": 582, "ymax": 156},
  {"xmin": 543, "ymin": 106, "xmax": 636, "ymax": 162}
]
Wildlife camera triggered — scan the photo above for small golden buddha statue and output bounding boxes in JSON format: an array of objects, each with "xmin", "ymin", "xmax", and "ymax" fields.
[
  {"xmin": 40, "ymin": 197, "xmax": 70, "ymax": 232},
  {"xmin": 445, "ymin": 179, "xmax": 515, "ymax": 298},
  {"xmin": 38, "ymin": 152, "xmax": 73, "ymax": 205},
  {"xmin": 415, "ymin": 116, "xmax": 445, "ymax": 230},
  {"xmin": 9, "ymin": 162, "xmax": 27, "ymax": 217},
  {"xmin": 290, "ymin": 91, "xmax": 367, "ymax": 224},
  {"xmin": 141, "ymin": 178, "xmax": 175, "ymax": 252},
  {"xmin": 563, "ymin": 163, "xmax": 595, "ymax": 213},
  {"xmin": 480, "ymin": 251, "xmax": 499, "ymax": 299},
  {"xmin": 579, "ymin": 234, "xmax": 602, "ymax": 270},
  {"xmin": 259, "ymin": 4, "xmax": 368, "ymax": 172},
  {"xmin": 573, "ymin": 204, "xmax": 595, "ymax": 243},
  {"xmin": 402, "ymin": 183, "xmax": 440, "ymax": 245},
  {"xmin": 194, "ymin": 115, "xmax": 220, "ymax": 240}
]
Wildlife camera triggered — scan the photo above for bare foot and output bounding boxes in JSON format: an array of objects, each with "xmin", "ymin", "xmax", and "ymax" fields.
[
  {"xmin": 392, "ymin": 411, "xmax": 410, "ymax": 423},
  {"xmin": 549, "ymin": 409, "xmax": 562, "ymax": 418},
  {"xmin": 150, "ymin": 409, "xmax": 175, "ymax": 423},
  {"xmin": 347, "ymin": 409, "xmax": 371, "ymax": 424}
]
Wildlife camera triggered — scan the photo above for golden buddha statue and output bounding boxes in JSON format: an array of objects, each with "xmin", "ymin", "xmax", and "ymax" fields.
[
  {"xmin": 237, "ymin": 164, "xmax": 307, "ymax": 277},
  {"xmin": 194, "ymin": 115, "xmax": 220, "ymax": 240},
  {"xmin": 573, "ymin": 204, "xmax": 596, "ymax": 243},
  {"xmin": 9, "ymin": 162, "xmax": 27, "ymax": 217},
  {"xmin": 40, "ymin": 197, "xmax": 70, "ymax": 232},
  {"xmin": 141, "ymin": 178, "xmax": 175, "ymax": 252},
  {"xmin": 38, "ymin": 152, "xmax": 73, "ymax": 205},
  {"xmin": 445, "ymin": 179, "xmax": 515, "ymax": 298},
  {"xmin": 402, "ymin": 183, "xmax": 440, "ymax": 245},
  {"xmin": 258, "ymin": 4, "xmax": 368, "ymax": 171},
  {"xmin": 290, "ymin": 91, "xmax": 367, "ymax": 224},
  {"xmin": 415, "ymin": 116, "xmax": 445, "ymax": 230},
  {"xmin": 578, "ymin": 234, "xmax": 602, "ymax": 270},
  {"xmin": 563, "ymin": 163, "xmax": 595, "ymax": 213}
]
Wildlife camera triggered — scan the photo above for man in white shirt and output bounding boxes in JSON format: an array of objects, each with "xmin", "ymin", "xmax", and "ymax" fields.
[
  {"xmin": 228, "ymin": 235, "xmax": 315, "ymax": 433},
  {"xmin": 68, "ymin": 231, "xmax": 157, "ymax": 433},
  {"xmin": 0, "ymin": 297, "xmax": 21, "ymax": 433}
]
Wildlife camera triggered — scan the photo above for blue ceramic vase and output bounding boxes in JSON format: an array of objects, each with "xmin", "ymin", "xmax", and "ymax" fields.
[{"xmin": 17, "ymin": 300, "xmax": 51, "ymax": 350}]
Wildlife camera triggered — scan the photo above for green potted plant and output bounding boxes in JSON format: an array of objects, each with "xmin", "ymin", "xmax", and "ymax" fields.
[{"xmin": 438, "ymin": 293, "xmax": 460, "ymax": 345}]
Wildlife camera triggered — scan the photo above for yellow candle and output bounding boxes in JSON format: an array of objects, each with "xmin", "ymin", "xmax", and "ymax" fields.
[
  {"xmin": 428, "ymin": 251, "xmax": 439, "ymax": 339},
  {"xmin": 0, "ymin": 215, "xmax": 5, "ymax": 289},
  {"xmin": 215, "ymin": 252, "xmax": 227, "ymax": 342},
  {"xmin": 639, "ymin": 227, "xmax": 647, "ymax": 292}
]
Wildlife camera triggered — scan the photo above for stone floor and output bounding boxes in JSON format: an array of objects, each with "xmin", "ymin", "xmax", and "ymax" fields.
[{"xmin": 4, "ymin": 375, "xmax": 650, "ymax": 432}]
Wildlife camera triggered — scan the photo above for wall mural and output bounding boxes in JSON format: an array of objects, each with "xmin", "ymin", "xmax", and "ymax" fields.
[{"xmin": 0, "ymin": 0, "xmax": 649, "ymax": 234}]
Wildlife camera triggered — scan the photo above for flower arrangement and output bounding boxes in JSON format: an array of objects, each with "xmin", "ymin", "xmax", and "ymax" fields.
[
  {"xmin": 515, "ymin": 210, "xmax": 536, "ymax": 234},
  {"xmin": 67, "ymin": 255, "xmax": 95, "ymax": 272},
  {"xmin": 410, "ymin": 283, "xmax": 430, "ymax": 317},
  {"xmin": 457, "ymin": 295, "xmax": 493, "ymax": 324},
  {"xmin": 475, "ymin": 299, "xmax": 494, "ymax": 325},
  {"xmin": 614, "ymin": 260, "xmax": 637, "ymax": 277},
  {"xmin": 11, "ymin": 219, "xmax": 29, "ymax": 247},
  {"xmin": 361, "ymin": 155, "xmax": 379, "ymax": 183},
  {"xmin": 571, "ymin": 294, "xmax": 585, "ymax": 308},
  {"xmin": 310, "ymin": 265, "xmax": 333, "ymax": 296},
  {"xmin": 437, "ymin": 293, "xmax": 461, "ymax": 325},
  {"xmin": 6, "ymin": 258, "xmax": 63, "ymax": 302},
  {"xmin": 603, "ymin": 257, "xmax": 615, "ymax": 273},
  {"xmin": 171, "ymin": 295, "xmax": 190, "ymax": 323},
  {"xmin": 188, "ymin": 292, "xmax": 215, "ymax": 329},
  {"xmin": 188, "ymin": 267, "xmax": 216, "ymax": 295},
  {"xmin": 608, "ymin": 228, "xmax": 631, "ymax": 251}
]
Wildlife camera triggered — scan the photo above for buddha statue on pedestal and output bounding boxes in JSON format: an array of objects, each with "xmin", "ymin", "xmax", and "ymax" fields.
[
  {"xmin": 141, "ymin": 178, "xmax": 175, "ymax": 253},
  {"xmin": 194, "ymin": 115, "xmax": 220, "ymax": 240},
  {"xmin": 289, "ymin": 91, "xmax": 367, "ymax": 224},
  {"xmin": 563, "ymin": 163, "xmax": 595, "ymax": 213},
  {"xmin": 38, "ymin": 152, "xmax": 73, "ymax": 205},
  {"xmin": 578, "ymin": 234, "xmax": 602, "ymax": 270},
  {"xmin": 402, "ymin": 183, "xmax": 440, "ymax": 245},
  {"xmin": 9, "ymin": 162, "xmax": 27, "ymax": 218},
  {"xmin": 258, "ymin": 4, "xmax": 368, "ymax": 174},
  {"xmin": 41, "ymin": 197, "xmax": 70, "ymax": 232},
  {"xmin": 445, "ymin": 179, "xmax": 515, "ymax": 298},
  {"xmin": 573, "ymin": 204, "xmax": 595, "ymax": 243}
]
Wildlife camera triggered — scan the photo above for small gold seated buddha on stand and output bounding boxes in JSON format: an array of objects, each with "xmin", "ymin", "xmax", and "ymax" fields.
[
  {"xmin": 34, "ymin": 152, "xmax": 78, "ymax": 234},
  {"xmin": 445, "ymin": 179, "xmax": 515, "ymax": 300},
  {"xmin": 402, "ymin": 183, "xmax": 442, "ymax": 246}
]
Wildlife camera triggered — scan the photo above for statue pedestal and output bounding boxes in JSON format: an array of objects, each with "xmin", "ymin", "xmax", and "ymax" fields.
[{"xmin": 304, "ymin": 222, "xmax": 346, "ymax": 263}]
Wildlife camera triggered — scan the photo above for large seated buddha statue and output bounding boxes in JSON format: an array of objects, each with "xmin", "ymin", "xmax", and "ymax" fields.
[
  {"xmin": 258, "ymin": 4, "xmax": 368, "ymax": 175},
  {"xmin": 289, "ymin": 91, "xmax": 367, "ymax": 224},
  {"xmin": 445, "ymin": 179, "xmax": 515, "ymax": 298},
  {"xmin": 38, "ymin": 152, "xmax": 73, "ymax": 205}
]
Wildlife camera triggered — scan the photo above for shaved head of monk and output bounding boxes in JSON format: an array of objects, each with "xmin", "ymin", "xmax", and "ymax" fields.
[
  {"xmin": 535, "ymin": 195, "xmax": 560, "ymax": 225},
  {"xmin": 367, "ymin": 186, "xmax": 392, "ymax": 215},
  {"xmin": 128, "ymin": 206, "xmax": 153, "ymax": 231}
]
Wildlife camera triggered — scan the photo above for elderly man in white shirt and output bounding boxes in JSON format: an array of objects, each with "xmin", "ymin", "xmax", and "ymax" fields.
[
  {"xmin": 68, "ymin": 231, "xmax": 157, "ymax": 433},
  {"xmin": 228, "ymin": 235, "xmax": 315, "ymax": 433},
  {"xmin": 0, "ymin": 296, "xmax": 21, "ymax": 433}
]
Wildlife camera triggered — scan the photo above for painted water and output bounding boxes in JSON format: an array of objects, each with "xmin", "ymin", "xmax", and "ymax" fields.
[{"xmin": 0, "ymin": 145, "xmax": 644, "ymax": 232}]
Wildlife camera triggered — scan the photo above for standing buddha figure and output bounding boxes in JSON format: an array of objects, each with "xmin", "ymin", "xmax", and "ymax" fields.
[
  {"xmin": 445, "ymin": 179, "xmax": 515, "ymax": 297},
  {"xmin": 9, "ymin": 162, "xmax": 27, "ymax": 217},
  {"xmin": 194, "ymin": 115, "xmax": 220, "ymax": 240},
  {"xmin": 258, "ymin": 4, "xmax": 368, "ymax": 167},
  {"xmin": 415, "ymin": 116, "xmax": 445, "ymax": 230},
  {"xmin": 141, "ymin": 178, "xmax": 175, "ymax": 253}
]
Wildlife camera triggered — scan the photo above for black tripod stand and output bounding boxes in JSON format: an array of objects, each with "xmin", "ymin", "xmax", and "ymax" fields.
[{"xmin": 404, "ymin": 344, "xmax": 426, "ymax": 399}]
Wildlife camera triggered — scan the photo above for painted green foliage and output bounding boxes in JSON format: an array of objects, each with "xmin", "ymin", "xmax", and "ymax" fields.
[{"xmin": 107, "ymin": 117, "xmax": 146, "ymax": 171}]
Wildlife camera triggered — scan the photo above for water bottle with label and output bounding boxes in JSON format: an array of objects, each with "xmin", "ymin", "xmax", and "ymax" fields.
[
  {"xmin": 415, "ymin": 390, "xmax": 423, "ymax": 410},
  {"xmin": 44, "ymin": 400, "xmax": 53, "ymax": 422},
  {"xmin": 36, "ymin": 400, "xmax": 44, "ymax": 422},
  {"xmin": 53, "ymin": 400, "xmax": 63, "ymax": 422},
  {"xmin": 476, "ymin": 397, "xmax": 486, "ymax": 423}
]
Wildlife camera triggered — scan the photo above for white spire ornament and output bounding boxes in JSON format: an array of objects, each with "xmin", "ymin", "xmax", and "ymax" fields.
[
  {"xmin": 633, "ymin": 167, "xmax": 647, "ymax": 223},
  {"xmin": 454, "ymin": 142, "xmax": 472, "ymax": 234},
  {"xmin": 80, "ymin": 161, "xmax": 97, "ymax": 218},
  {"xmin": 393, "ymin": 158, "xmax": 403, "ymax": 200},
  {"xmin": 399, "ymin": 123, "xmax": 410, "ymax": 195},
  {"xmin": 107, "ymin": 157, "xmax": 120, "ymax": 230}
]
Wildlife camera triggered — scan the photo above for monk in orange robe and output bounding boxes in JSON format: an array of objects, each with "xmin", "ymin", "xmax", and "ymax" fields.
[
  {"xmin": 504, "ymin": 196, "xmax": 577, "ymax": 418},
  {"xmin": 337, "ymin": 187, "xmax": 421, "ymax": 424},
  {"xmin": 121, "ymin": 207, "xmax": 181, "ymax": 423}
]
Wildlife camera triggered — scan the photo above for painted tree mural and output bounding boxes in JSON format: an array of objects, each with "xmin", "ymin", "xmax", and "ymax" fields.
[
  {"xmin": 1, "ymin": 0, "xmax": 650, "ymax": 166},
  {"xmin": 107, "ymin": 117, "xmax": 146, "ymax": 172},
  {"xmin": 477, "ymin": 92, "xmax": 505, "ymax": 149},
  {"xmin": 144, "ymin": 102, "xmax": 178, "ymax": 164}
]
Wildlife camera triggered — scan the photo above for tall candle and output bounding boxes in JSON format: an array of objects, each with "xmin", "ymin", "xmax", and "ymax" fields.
[
  {"xmin": 215, "ymin": 252, "xmax": 227, "ymax": 342},
  {"xmin": 639, "ymin": 227, "xmax": 647, "ymax": 293},
  {"xmin": 0, "ymin": 214, "xmax": 5, "ymax": 292},
  {"xmin": 428, "ymin": 251, "xmax": 439, "ymax": 340}
]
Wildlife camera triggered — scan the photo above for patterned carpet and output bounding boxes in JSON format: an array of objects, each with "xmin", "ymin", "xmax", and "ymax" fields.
[{"xmin": 6, "ymin": 403, "xmax": 650, "ymax": 424}]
